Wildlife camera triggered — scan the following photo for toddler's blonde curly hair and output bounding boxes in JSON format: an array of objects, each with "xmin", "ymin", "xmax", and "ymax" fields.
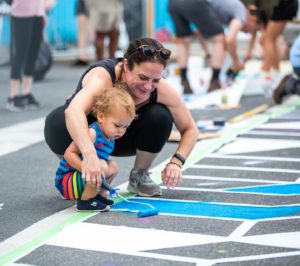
[{"xmin": 91, "ymin": 83, "xmax": 136, "ymax": 119}]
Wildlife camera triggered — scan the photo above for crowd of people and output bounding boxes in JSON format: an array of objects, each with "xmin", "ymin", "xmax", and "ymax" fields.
[{"xmin": 3, "ymin": 0, "xmax": 300, "ymax": 211}]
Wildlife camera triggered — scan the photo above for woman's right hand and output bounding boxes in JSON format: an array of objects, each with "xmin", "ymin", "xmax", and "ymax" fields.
[{"xmin": 81, "ymin": 152, "xmax": 102, "ymax": 185}]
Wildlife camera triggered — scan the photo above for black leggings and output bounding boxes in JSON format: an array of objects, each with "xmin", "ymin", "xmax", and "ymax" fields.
[
  {"xmin": 10, "ymin": 16, "xmax": 43, "ymax": 79},
  {"xmin": 44, "ymin": 103, "xmax": 173, "ymax": 156}
]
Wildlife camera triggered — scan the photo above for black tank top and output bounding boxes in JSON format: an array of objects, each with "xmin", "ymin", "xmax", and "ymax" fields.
[
  {"xmin": 66, "ymin": 58, "xmax": 158, "ymax": 124},
  {"xmin": 66, "ymin": 58, "xmax": 157, "ymax": 105}
]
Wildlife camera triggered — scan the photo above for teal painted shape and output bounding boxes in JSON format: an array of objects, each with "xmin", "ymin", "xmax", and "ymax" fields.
[
  {"xmin": 111, "ymin": 198, "xmax": 300, "ymax": 220},
  {"xmin": 226, "ymin": 184, "xmax": 300, "ymax": 195}
]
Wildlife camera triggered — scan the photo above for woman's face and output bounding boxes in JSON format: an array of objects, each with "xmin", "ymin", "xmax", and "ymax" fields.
[{"xmin": 123, "ymin": 61, "xmax": 164, "ymax": 101}]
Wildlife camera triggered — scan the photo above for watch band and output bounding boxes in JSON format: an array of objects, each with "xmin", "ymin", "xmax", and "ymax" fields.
[{"xmin": 173, "ymin": 153, "xmax": 186, "ymax": 165}]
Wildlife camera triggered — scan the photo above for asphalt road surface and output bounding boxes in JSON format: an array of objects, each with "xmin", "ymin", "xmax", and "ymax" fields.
[{"xmin": 1, "ymin": 61, "xmax": 300, "ymax": 266}]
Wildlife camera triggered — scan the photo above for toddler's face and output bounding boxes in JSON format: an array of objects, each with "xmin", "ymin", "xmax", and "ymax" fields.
[{"xmin": 97, "ymin": 106, "xmax": 133, "ymax": 140}]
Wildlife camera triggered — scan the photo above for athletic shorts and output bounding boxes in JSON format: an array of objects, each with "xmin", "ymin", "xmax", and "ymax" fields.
[
  {"xmin": 168, "ymin": 0, "xmax": 224, "ymax": 39},
  {"xmin": 271, "ymin": 0, "xmax": 298, "ymax": 21},
  {"xmin": 56, "ymin": 171, "xmax": 85, "ymax": 200}
]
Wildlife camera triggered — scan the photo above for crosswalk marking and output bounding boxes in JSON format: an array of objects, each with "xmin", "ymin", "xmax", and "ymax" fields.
[
  {"xmin": 0, "ymin": 118, "xmax": 44, "ymax": 157},
  {"xmin": 192, "ymin": 164, "xmax": 300, "ymax": 173},
  {"xmin": 46, "ymin": 223, "xmax": 226, "ymax": 252},
  {"xmin": 207, "ymin": 154, "xmax": 300, "ymax": 162}
]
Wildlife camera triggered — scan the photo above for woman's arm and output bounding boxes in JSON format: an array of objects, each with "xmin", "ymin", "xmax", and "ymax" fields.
[
  {"xmin": 157, "ymin": 79, "xmax": 198, "ymax": 187},
  {"xmin": 64, "ymin": 67, "xmax": 112, "ymax": 184}
]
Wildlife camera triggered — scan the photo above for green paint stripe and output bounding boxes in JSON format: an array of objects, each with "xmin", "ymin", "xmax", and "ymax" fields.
[{"xmin": 2, "ymin": 99, "xmax": 300, "ymax": 265}]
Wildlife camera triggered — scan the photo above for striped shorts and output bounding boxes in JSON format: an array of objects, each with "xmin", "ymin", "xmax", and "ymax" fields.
[{"xmin": 55, "ymin": 171, "xmax": 85, "ymax": 200}]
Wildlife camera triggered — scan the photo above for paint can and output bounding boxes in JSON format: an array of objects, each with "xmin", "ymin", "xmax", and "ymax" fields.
[{"xmin": 213, "ymin": 118, "xmax": 226, "ymax": 127}]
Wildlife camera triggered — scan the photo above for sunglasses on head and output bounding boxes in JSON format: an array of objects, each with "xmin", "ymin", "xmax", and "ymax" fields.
[{"xmin": 128, "ymin": 45, "xmax": 171, "ymax": 60}]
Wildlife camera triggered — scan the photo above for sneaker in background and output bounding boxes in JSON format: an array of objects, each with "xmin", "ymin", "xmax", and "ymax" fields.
[
  {"xmin": 261, "ymin": 74, "xmax": 273, "ymax": 98},
  {"xmin": 72, "ymin": 59, "xmax": 89, "ymax": 67},
  {"xmin": 6, "ymin": 95, "xmax": 27, "ymax": 112},
  {"xmin": 24, "ymin": 93, "xmax": 41, "ymax": 110},
  {"xmin": 76, "ymin": 198, "xmax": 109, "ymax": 212},
  {"xmin": 273, "ymin": 75, "xmax": 291, "ymax": 104},
  {"xmin": 127, "ymin": 169, "xmax": 162, "ymax": 197},
  {"xmin": 181, "ymin": 78, "xmax": 193, "ymax": 94},
  {"xmin": 208, "ymin": 78, "xmax": 221, "ymax": 92}
]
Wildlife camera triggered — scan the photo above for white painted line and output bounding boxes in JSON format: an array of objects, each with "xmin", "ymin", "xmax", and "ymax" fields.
[
  {"xmin": 246, "ymin": 130, "xmax": 300, "ymax": 137},
  {"xmin": 0, "ymin": 118, "xmax": 45, "ymax": 157},
  {"xmin": 192, "ymin": 164, "xmax": 300, "ymax": 174},
  {"xmin": 256, "ymin": 121, "xmax": 300, "ymax": 130},
  {"xmin": 207, "ymin": 154, "xmax": 300, "ymax": 162},
  {"xmin": 229, "ymin": 220, "xmax": 257, "ymax": 239},
  {"xmin": 211, "ymin": 251, "xmax": 300, "ymax": 264},
  {"xmin": 127, "ymin": 251, "xmax": 212, "ymax": 266},
  {"xmin": 161, "ymin": 185, "xmax": 299, "ymax": 196},
  {"xmin": 240, "ymin": 231, "xmax": 300, "ymax": 249},
  {"xmin": 183, "ymin": 175, "xmax": 287, "ymax": 184},
  {"xmin": 0, "ymin": 206, "xmax": 78, "ymax": 258},
  {"xmin": 46, "ymin": 223, "xmax": 226, "ymax": 253},
  {"xmin": 260, "ymin": 215, "xmax": 300, "ymax": 222},
  {"xmin": 217, "ymin": 137, "xmax": 300, "ymax": 154}
]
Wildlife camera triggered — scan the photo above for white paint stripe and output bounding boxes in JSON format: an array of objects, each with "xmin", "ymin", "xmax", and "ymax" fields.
[
  {"xmin": 229, "ymin": 221, "xmax": 257, "ymax": 239},
  {"xmin": 161, "ymin": 186, "xmax": 299, "ymax": 196},
  {"xmin": 241, "ymin": 232, "xmax": 300, "ymax": 249},
  {"xmin": 260, "ymin": 215, "xmax": 300, "ymax": 222},
  {"xmin": 246, "ymin": 130, "xmax": 300, "ymax": 137},
  {"xmin": 256, "ymin": 121, "xmax": 300, "ymax": 130},
  {"xmin": 110, "ymin": 251, "xmax": 212, "ymax": 266},
  {"xmin": 184, "ymin": 175, "xmax": 286, "ymax": 184},
  {"xmin": 0, "ymin": 206, "xmax": 78, "ymax": 257},
  {"xmin": 192, "ymin": 164, "xmax": 300, "ymax": 174},
  {"xmin": 46, "ymin": 223, "xmax": 226, "ymax": 252},
  {"xmin": 211, "ymin": 251, "xmax": 300, "ymax": 264},
  {"xmin": 207, "ymin": 154, "xmax": 300, "ymax": 162},
  {"xmin": 0, "ymin": 118, "xmax": 45, "ymax": 156}
]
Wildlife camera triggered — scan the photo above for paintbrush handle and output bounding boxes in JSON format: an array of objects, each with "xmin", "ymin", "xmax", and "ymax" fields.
[{"xmin": 229, "ymin": 104, "xmax": 269, "ymax": 123}]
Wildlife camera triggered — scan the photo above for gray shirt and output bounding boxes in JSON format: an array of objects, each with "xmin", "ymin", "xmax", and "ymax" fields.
[{"xmin": 207, "ymin": 0, "xmax": 246, "ymax": 25}]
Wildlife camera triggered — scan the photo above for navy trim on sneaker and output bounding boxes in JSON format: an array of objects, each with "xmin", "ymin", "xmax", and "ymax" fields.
[{"xmin": 94, "ymin": 194, "xmax": 114, "ymax": 206}]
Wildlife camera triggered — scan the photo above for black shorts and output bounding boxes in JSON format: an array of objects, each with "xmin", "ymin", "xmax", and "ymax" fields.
[
  {"xmin": 271, "ymin": 0, "xmax": 298, "ymax": 21},
  {"xmin": 44, "ymin": 103, "xmax": 173, "ymax": 156},
  {"xmin": 168, "ymin": 0, "xmax": 223, "ymax": 39}
]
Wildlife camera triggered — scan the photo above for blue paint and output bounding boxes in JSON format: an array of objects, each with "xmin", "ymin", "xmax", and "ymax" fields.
[
  {"xmin": 226, "ymin": 184, "xmax": 300, "ymax": 195},
  {"xmin": 111, "ymin": 198, "xmax": 300, "ymax": 220}
]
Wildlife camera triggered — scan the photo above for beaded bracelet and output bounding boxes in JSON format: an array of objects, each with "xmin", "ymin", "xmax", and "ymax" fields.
[{"xmin": 167, "ymin": 161, "xmax": 182, "ymax": 169}]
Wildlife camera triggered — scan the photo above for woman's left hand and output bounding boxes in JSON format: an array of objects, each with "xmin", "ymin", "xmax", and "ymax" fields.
[{"xmin": 161, "ymin": 162, "xmax": 182, "ymax": 188}]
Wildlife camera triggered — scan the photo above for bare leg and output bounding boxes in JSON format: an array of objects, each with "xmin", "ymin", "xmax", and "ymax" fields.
[
  {"xmin": 77, "ymin": 14, "xmax": 90, "ymax": 61},
  {"xmin": 10, "ymin": 79, "xmax": 20, "ymax": 98},
  {"xmin": 261, "ymin": 21, "xmax": 286, "ymax": 72},
  {"xmin": 108, "ymin": 28, "xmax": 120, "ymax": 58},
  {"xmin": 133, "ymin": 149, "xmax": 157, "ymax": 171},
  {"xmin": 81, "ymin": 183, "xmax": 98, "ymax": 200},
  {"xmin": 22, "ymin": 75, "xmax": 33, "ymax": 95},
  {"xmin": 210, "ymin": 33, "xmax": 225, "ymax": 69},
  {"xmin": 176, "ymin": 37, "xmax": 191, "ymax": 68},
  {"xmin": 94, "ymin": 31, "xmax": 105, "ymax": 61},
  {"xmin": 176, "ymin": 37, "xmax": 193, "ymax": 94}
]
